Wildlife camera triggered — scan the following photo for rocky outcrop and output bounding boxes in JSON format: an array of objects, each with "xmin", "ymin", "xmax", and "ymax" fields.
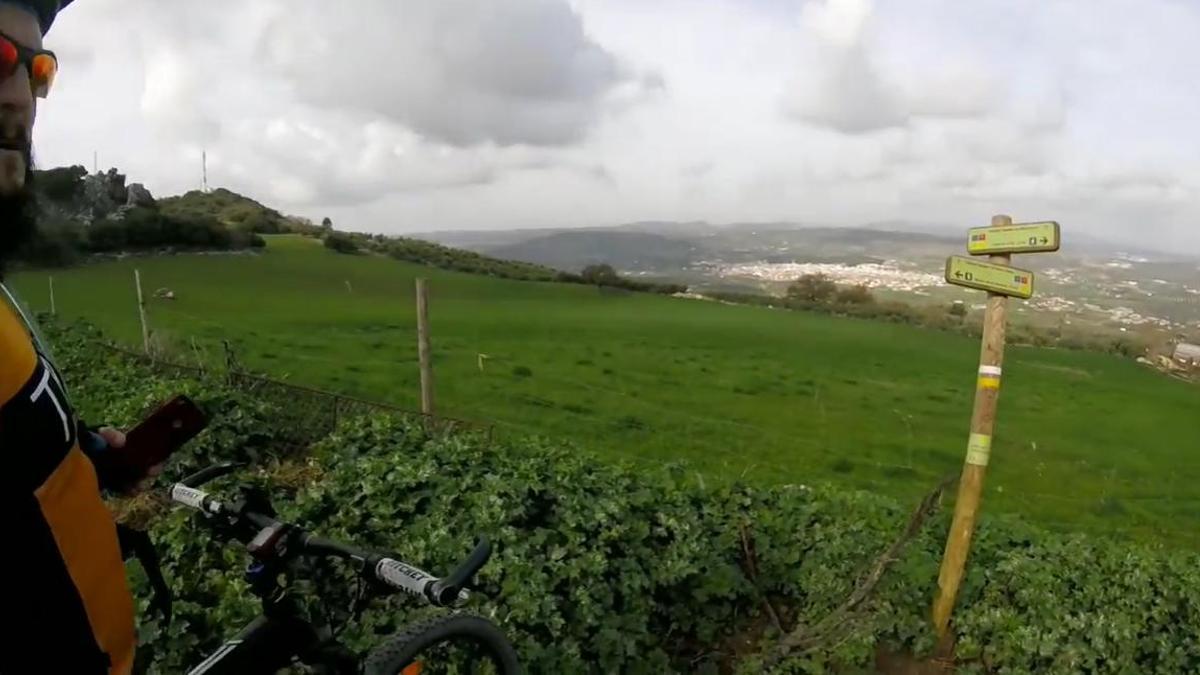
[
  {"xmin": 127, "ymin": 183, "xmax": 155, "ymax": 207},
  {"xmin": 107, "ymin": 204, "xmax": 135, "ymax": 221},
  {"xmin": 77, "ymin": 168, "xmax": 134, "ymax": 222}
]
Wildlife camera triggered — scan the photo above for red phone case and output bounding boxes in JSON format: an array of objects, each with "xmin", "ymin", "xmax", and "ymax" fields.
[{"xmin": 117, "ymin": 394, "xmax": 208, "ymax": 470}]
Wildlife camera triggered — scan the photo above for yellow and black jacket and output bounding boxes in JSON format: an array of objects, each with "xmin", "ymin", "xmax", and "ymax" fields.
[{"xmin": 0, "ymin": 290, "xmax": 135, "ymax": 674}]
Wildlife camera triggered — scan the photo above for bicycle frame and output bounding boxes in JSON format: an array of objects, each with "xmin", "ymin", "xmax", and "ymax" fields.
[
  {"xmin": 185, "ymin": 533, "xmax": 359, "ymax": 675},
  {"xmin": 169, "ymin": 465, "xmax": 500, "ymax": 674},
  {"xmin": 189, "ymin": 614, "xmax": 312, "ymax": 675},
  {"xmin": 186, "ymin": 613, "xmax": 357, "ymax": 675}
]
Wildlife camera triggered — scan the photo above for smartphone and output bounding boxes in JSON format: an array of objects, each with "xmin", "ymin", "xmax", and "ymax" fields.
[{"xmin": 113, "ymin": 394, "xmax": 208, "ymax": 474}]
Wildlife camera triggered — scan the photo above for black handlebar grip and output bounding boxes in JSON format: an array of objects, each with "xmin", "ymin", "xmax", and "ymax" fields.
[{"xmin": 429, "ymin": 537, "xmax": 492, "ymax": 606}]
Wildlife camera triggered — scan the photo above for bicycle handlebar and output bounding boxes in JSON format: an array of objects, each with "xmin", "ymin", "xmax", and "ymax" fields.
[{"xmin": 167, "ymin": 475, "xmax": 488, "ymax": 608}]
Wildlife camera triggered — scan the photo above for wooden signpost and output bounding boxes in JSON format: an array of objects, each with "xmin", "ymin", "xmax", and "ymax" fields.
[{"xmin": 932, "ymin": 214, "xmax": 1061, "ymax": 648}]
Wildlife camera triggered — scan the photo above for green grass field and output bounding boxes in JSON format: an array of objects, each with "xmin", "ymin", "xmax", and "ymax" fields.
[{"xmin": 11, "ymin": 236, "xmax": 1200, "ymax": 544}]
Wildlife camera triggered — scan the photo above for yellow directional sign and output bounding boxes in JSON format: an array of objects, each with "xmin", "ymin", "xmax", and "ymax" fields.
[
  {"xmin": 967, "ymin": 221, "xmax": 1060, "ymax": 255},
  {"xmin": 944, "ymin": 256, "xmax": 1035, "ymax": 299}
]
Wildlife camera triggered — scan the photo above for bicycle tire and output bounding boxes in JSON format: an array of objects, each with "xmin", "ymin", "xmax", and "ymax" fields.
[{"xmin": 363, "ymin": 615, "xmax": 521, "ymax": 675}]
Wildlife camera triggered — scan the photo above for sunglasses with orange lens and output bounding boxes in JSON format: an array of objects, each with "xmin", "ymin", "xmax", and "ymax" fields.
[{"xmin": 0, "ymin": 31, "xmax": 56, "ymax": 98}]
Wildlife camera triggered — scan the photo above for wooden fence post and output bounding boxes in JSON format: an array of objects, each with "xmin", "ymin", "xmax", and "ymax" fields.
[
  {"xmin": 416, "ymin": 278, "xmax": 435, "ymax": 416},
  {"xmin": 134, "ymin": 269, "xmax": 150, "ymax": 354},
  {"xmin": 222, "ymin": 339, "xmax": 237, "ymax": 385},
  {"xmin": 190, "ymin": 337, "xmax": 205, "ymax": 373},
  {"xmin": 48, "ymin": 276, "xmax": 55, "ymax": 316}
]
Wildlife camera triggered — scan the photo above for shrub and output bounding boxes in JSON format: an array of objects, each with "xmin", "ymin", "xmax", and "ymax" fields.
[
  {"xmin": 159, "ymin": 188, "xmax": 289, "ymax": 235},
  {"xmin": 80, "ymin": 208, "xmax": 240, "ymax": 254},
  {"xmin": 237, "ymin": 209, "xmax": 282, "ymax": 234},
  {"xmin": 1109, "ymin": 337, "xmax": 1146, "ymax": 358},
  {"xmin": 787, "ymin": 273, "xmax": 838, "ymax": 303},
  {"xmin": 323, "ymin": 231, "xmax": 359, "ymax": 254},
  {"xmin": 580, "ymin": 263, "xmax": 620, "ymax": 286},
  {"xmin": 84, "ymin": 218, "xmax": 128, "ymax": 251},
  {"xmin": 20, "ymin": 217, "xmax": 83, "ymax": 266},
  {"xmin": 835, "ymin": 284, "xmax": 874, "ymax": 305}
]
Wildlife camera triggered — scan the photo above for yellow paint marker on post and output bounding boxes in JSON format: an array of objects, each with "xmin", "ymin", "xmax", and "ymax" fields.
[{"xmin": 977, "ymin": 366, "xmax": 1002, "ymax": 391}]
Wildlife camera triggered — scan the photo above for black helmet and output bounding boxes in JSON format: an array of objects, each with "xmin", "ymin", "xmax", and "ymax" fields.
[{"xmin": 5, "ymin": 0, "xmax": 73, "ymax": 34}]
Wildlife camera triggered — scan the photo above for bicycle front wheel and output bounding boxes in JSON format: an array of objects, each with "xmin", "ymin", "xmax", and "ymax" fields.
[{"xmin": 363, "ymin": 615, "xmax": 520, "ymax": 675}]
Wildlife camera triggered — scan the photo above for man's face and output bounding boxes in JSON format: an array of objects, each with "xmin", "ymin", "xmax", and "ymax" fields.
[
  {"xmin": 0, "ymin": 5, "xmax": 39, "ymax": 194},
  {"xmin": 0, "ymin": 5, "xmax": 40, "ymax": 273}
]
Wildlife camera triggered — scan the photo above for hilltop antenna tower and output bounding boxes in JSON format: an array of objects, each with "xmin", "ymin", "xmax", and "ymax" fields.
[
  {"xmin": 92, "ymin": 150, "xmax": 97, "ymax": 174},
  {"xmin": 202, "ymin": 150, "xmax": 209, "ymax": 193}
]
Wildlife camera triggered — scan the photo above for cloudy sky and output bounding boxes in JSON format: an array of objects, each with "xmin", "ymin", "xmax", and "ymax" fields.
[{"xmin": 33, "ymin": 0, "xmax": 1200, "ymax": 249}]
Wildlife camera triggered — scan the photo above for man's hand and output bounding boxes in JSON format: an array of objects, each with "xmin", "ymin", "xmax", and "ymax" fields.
[{"xmin": 96, "ymin": 426, "xmax": 164, "ymax": 494}]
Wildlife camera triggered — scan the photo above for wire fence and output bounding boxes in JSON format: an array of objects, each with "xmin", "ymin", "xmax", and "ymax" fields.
[
  {"xmin": 97, "ymin": 341, "xmax": 492, "ymax": 448},
  {"xmin": 43, "ymin": 267, "xmax": 1195, "ymax": 547}
]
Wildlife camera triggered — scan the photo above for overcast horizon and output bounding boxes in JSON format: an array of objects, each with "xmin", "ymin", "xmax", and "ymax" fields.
[{"xmin": 32, "ymin": 0, "xmax": 1200, "ymax": 251}]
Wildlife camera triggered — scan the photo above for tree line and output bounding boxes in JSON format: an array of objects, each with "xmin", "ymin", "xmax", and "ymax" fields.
[
  {"xmin": 709, "ymin": 272, "xmax": 1151, "ymax": 358},
  {"xmin": 20, "ymin": 163, "xmax": 685, "ymax": 297},
  {"xmin": 322, "ymin": 230, "xmax": 687, "ymax": 296}
]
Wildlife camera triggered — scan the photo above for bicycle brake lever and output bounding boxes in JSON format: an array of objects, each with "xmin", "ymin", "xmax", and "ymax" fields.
[{"xmin": 179, "ymin": 461, "xmax": 245, "ymax": 488}]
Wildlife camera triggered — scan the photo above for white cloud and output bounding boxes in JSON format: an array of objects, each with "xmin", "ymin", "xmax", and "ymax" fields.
[
  {"xmin": 259, "ymin": 0, "xmax": 632, "ymax": 146},
  {"xmin": 23, "ymin": 0, "xmax": 1200, "ymax": 251},
  {"xmin": 37, "ymin": 0, "xmax": 639, "ymax": 207},
  {"xmin": 782, "ymin": 0, "xmax": 905, "ymax": 132},
  {"xmin": 784, "ymin": 45, "xmax": 908, "ymax": 133},
  {"xmin": 139, "ymin": 49, "xmax": 220, "ymax": 143},
  {"xmin": 781, "ymin": 0, "xmax": 1006, "ymax": 132}
]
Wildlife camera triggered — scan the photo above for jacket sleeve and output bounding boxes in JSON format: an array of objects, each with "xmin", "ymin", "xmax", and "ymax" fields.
[{"xmin": 77, "ymin": 420, "xmax": 125, "ymax": 492}]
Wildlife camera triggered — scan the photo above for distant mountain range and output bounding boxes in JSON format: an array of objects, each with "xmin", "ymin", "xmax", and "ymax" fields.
[
  {"xmin": 417, "ymin": 220, "xmax": 1187, "ymax": 275},
  {"xmin": 486, "ymin": 230, "xmax": 707, "ymax": 272},
  {"xmin": 418, "ymin": 222, "xmax": 947, "ymax": 273}
]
